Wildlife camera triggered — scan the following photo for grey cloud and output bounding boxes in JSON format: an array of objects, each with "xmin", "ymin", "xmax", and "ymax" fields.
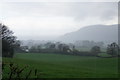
[
  {"xmin": 65, "ymin": 2, "xmax": 117, "ymax": 21},
  {"xmin": 2, "ymin": 2, "xmax": 117, "ymax": 21}
]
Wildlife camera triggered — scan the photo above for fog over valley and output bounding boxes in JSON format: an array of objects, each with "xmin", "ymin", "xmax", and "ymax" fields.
[
  {"xmin": 1, "ymin": 1, "xmax": 120, "ymax": 79},
  {"xmin": 1, "ymin": 2, "xmax": 118, "ymax": 41}
]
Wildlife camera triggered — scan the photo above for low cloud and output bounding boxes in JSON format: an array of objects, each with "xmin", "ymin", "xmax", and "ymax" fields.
[{"xmin": 1, "ymin": 2, "xmax": 118, "ymax": 40}]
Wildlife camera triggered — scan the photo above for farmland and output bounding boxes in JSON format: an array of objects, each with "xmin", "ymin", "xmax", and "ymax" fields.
[{"xmin": 2, "ymin": 53, "xmax": 119, "ymax": 78}]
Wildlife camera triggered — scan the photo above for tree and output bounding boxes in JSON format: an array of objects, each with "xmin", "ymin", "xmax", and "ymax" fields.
[
  {"xmin": 49, "ymin": 44, "xmax": 55, "ymax": 49},
  {"xmin": 0, "ymin": 23, "xmax": 20, "ymax": 58},
  {"xmin": 37, "ymin": 45, "xmax": 41, "ymax": 52},
  {"xmin": 91, "ymin": 46, "xmax": 101, "ymax": 56},
  {"xmin": 58, "ymin": 43, "xmax": 71, "ymax": 53},
  {"xmin": 63, "ymin": 45, "xmax": 70, "ymax": 53},
  {"xmin": 107, "ymin": 42, "xmax": 119, "ymax": 57},
  {"xmin": 58, "ymin": 44, "xmax": 63, "ymax": 51},
  {"xmin": 29, "ymin": 46, "xmax": 37, "ymax": 53},
  {"xmin": 14, "ymin": 40, "xmax": 21, "ymax": 52},
  {"xmin": 44, "ymin": 42, "xmax": 52, "ymax": 49}
]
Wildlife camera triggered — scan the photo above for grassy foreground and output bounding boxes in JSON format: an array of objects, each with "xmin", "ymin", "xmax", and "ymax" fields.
[{"xmin": 2, "ymin": 53, "xmax": 119, "ymax": 78}]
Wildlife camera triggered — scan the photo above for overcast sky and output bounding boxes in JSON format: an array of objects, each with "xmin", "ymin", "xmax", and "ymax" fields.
[{"xmin": 0, "ymin": 1, "xmax": 118, "ymax": 40}]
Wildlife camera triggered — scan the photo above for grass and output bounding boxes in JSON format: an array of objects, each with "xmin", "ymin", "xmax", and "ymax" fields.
[
  {"xmin": 2, "ymin": 53, "xmax": 119, "ymax": 78},
  {"xmin": 98, "ymin": 53, "xmax": 112, "ymax": 57}
]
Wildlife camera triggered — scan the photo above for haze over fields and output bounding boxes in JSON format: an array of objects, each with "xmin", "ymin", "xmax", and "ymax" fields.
[
  {"xmin": 1, "ymin": 2, "xmax": 118, "ymax": 41},
  {"xmin": 1, "ymin": 1, "xmax": 119, "ymax": 79}
]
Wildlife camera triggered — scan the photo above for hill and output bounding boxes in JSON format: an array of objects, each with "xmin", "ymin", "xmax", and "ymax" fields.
[{"xmin": 59, "ymin": 24, "xmax": 118, "ymax": 43}]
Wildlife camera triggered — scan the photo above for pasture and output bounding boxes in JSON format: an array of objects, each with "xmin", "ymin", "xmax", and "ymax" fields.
[{"xmin": 2, "ymin": 53, "xmax": 119, "ymax": 78}]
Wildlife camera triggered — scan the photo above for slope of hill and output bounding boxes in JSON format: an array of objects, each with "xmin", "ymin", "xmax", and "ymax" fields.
[{"xmin": 59, "ymin": 24, "xmax": 118, "ymax": 43}]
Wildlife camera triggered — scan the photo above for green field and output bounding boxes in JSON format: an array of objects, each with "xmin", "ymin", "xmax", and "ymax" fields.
[{"xmin": 3, "ymin": 53, "xmax": 119, "ymax": 78}]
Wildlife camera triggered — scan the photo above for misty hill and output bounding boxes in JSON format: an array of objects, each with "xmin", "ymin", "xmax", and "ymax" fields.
[{"xmin": 59, "ymin": 24, "xmax": 118, "ymax": 43}]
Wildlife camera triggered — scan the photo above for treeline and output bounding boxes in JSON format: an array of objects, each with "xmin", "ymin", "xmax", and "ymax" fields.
[
  {"xmin": 21, "ymin": 39, "xmax": 120, "ymax": 57},
  {"xmin": 1, "ymin": 24, "xmax": 120, "ymax": 58},
  {"xmin": 1, "ymin": 24, "xmax": 21, "ymax": 58},
  {"xmin": 19, "ymin": 41, "xmax": 120, "ymax": 57}
]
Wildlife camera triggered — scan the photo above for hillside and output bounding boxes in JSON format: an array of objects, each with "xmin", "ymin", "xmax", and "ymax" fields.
[{"xmin": 59, "ymin": 24, "xmax": 118, "ymax": 43}]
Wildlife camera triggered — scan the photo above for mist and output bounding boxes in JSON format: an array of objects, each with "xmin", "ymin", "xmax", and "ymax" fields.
[{"xmin": 1, "ymin": 2, "xmax": 118, "ymax": 40}]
